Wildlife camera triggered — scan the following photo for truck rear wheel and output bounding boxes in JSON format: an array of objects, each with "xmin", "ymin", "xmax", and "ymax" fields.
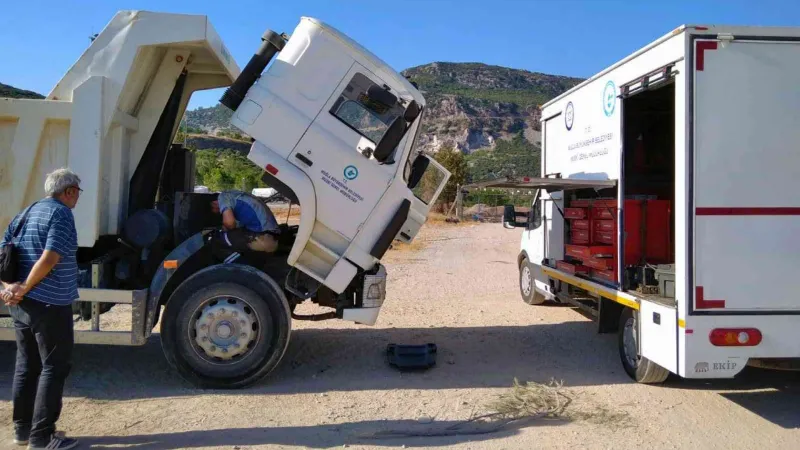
[
  {"xmin": 161, "ymin": 266, "xmax": 291, "ymax": 389},
  {"xmin": 618, "ymin": 308, "xmax": 669, "ymax": 384},
  {"xmin": 520, "ymin": 258, "xmax": 545, "ymax": 305}
]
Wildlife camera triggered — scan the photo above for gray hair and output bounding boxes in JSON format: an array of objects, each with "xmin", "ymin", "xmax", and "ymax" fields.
[{"xmin": 44, "ymin": 168, "xmax": 82, "ymax": 197}]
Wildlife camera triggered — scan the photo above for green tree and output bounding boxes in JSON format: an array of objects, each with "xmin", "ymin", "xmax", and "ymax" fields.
[{"xmin": 433, "ymin": 146, "xmax": 467, "ymax": 205}]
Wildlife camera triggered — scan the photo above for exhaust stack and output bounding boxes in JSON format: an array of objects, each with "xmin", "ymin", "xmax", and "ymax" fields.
[{"xmin": 220, "ymin": 30, "xmax": 286, "ymax": 110}]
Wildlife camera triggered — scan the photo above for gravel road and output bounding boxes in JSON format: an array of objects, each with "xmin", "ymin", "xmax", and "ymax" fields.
[{"xmin": 2, "ymin": 222, "xmax": 800, "ymax": 449}]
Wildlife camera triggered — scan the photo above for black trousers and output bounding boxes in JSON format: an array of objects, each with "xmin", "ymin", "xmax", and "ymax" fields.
[{"xmin": 10, "ymin": 299, "xmax": 74, "ymax": 446}]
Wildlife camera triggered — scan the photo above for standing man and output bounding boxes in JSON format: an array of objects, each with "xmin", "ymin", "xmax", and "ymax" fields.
[
  {"xmin": 210, "ymin": 189, "xmax": 281, "ymax": 256},
  {"xmin": 1, "ymin": 168, "xmax": 82, "ymax": 450}
]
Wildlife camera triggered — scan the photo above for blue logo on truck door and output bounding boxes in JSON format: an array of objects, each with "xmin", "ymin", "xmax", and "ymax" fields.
[
  {"xmin": 565, "ymin": 102, "xmax": 574, "ymax": 130},
  {"xmin": 344, "ymin": 165, "xmax": 359, "ymax": 180},
  {"xmin": 603, "ymin": 80, "xmax": 616, "ymax": 117}
]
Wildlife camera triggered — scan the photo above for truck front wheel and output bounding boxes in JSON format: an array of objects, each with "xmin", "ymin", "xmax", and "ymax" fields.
[
  {"xmin": 161, "ymin": 267, "xmax": 291, "ymax": 389},
  {"xmin": 519, "ymin": 258, "xmax": 546, "ymax": 305},
  {"xmin": 618, "ymin": 307, "xmax": 669, "ymax": 384}
]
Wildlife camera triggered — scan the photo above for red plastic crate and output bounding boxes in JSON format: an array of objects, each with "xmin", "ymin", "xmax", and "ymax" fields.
[
  {"xmin": 572, "ymin": 219, "xmax": 590, "ymax": 230},
  {"xmin": 571, "ymin": 229, "xmax": 590, "ymax": 243},
  {"xmin": 593, "ymin": 229, "xmax": 615, "ymax": 245},
  {"xmin": 593, "ymin": 220, "xmax": 615, "ymax": 232},
  {"xmin": 592, "ymin": 207, "xmax": 616, "ymax": 220},
  {"xmin": 565, "ymin": 208, "xmax": 586, "ymax": 219},
  {"xmin": 556, "ymin": 260, "xmax": 590, "ymax": 275},
  {"xmin": 591, "ymin": 268, "xmax": 617, "ymax": 284},
  {"xmin": 584, "ymin": 256, "xmax": 616, "ymax": 271},
  {"xmin": 571, "ymin": 199, "xmax": 592, "ymax": 208},
  {"xmin": 565, "ymin": 244, "xmax": 615, "ymax": 260},
  {"xmin": 592, "ymin": 199, "xmax": 617, "ymax": 208}
]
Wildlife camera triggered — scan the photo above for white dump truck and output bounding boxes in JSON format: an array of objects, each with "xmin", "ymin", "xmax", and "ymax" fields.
[
  {"xmin": 0, "ymin": 10, "xmax": 450, "ymax": 388},
  {"xmin": 500, "ymin": 24, "xmax": 800, "ymax": 383}
]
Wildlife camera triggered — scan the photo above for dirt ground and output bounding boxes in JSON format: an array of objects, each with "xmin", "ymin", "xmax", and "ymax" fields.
[{"xmin": 2, "ymin": 222, "xmax": 800, "ymax": 449}]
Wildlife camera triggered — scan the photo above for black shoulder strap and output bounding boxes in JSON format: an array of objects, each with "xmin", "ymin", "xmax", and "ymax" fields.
[{"xmin": 11, "ymin": 200, "xmax": 40, "ymax": 240}]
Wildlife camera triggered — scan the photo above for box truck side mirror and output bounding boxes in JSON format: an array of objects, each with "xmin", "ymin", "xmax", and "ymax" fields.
[{"xmin": 503, "ymin": 205, "xmax": 527, "ymax": 229}]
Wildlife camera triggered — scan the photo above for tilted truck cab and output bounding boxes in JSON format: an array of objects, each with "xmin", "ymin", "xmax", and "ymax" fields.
[{"xmin": 0, "ymin": 10, "xmax": 450, "ymax": 388}]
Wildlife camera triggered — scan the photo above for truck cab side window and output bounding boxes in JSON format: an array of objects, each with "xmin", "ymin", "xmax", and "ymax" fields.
[{"xmin": 329, "ymin": 73, "xmax": 404, "ymax": 147}]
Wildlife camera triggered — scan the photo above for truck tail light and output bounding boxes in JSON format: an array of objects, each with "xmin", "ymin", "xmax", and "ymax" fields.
[
  {"xmin": 709, "ymin": 328, "xmax": 762, "ymax": 347},
  {"xmin": 265, "ymin": 164, "xmax": 279, "ymax": 175}
]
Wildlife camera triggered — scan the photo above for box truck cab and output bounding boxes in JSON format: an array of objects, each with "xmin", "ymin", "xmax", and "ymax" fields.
[{"xmin": 503, "ymin": 24, "xmax": 800, "ymax": 383}]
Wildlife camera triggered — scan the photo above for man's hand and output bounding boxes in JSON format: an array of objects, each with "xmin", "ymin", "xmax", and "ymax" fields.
[{"xmin": 1, "ymin": 283, "xmax": 25, "ymax": 306}]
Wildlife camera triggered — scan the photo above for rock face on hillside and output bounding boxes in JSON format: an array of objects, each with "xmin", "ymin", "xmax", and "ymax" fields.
[{"xmin": 402, "ymin": 62, "xmax": 583, "ymax": 153}]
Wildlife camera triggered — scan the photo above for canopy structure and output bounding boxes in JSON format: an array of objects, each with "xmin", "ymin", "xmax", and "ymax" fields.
[{"xmin": 449, "ymin": 176, "xmax": 617, "ymax": 221}]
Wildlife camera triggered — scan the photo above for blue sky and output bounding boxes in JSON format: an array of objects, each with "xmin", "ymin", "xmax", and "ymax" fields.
[{"xmin": 2, "ymin": 0, "xmax": 798, "ymax": 109}]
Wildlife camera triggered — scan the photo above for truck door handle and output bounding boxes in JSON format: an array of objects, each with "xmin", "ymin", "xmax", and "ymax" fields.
[{"xmin": 295, "ymin": 154, "xmax": 313, "ymax": 166}]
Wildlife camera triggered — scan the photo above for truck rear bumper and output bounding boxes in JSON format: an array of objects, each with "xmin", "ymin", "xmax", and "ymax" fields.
[{"xmin": 683, "ymin": 314, "xmax": 800, "ymax": 378}]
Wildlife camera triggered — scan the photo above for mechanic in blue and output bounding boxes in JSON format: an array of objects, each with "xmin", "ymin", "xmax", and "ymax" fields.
[
  {"xmin": 211, "ymin": 190, "xmax": 281, "ymax": 255},
  {"xmin": 1, "ymin": 168, "xmax": 82, "ymax": 450}
]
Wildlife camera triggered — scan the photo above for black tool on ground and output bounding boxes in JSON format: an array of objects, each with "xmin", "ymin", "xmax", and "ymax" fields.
[{"xmin": 386, "ymin": 343, "xmax": 437, "ymax": 370}]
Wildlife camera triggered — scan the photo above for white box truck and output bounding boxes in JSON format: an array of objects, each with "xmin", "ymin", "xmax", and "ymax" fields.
[
  {"xmin": 501, "ymin": 24, "xmax": 800, "ymax": 383},
  {"xmin": 0, "ymin": 10, "xmax": 450, "ymax": 388}
]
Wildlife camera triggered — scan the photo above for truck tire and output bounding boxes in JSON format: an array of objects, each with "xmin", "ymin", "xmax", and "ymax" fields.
[
  {"xmin": 519, "ymin": 258, "xmax": 546, "ymax": 305},
  {"xmin": 160, "ymin": 265, "xmax": 291, "ymax": 389},
  {"xmin": 618, "ymin": 307, "xmax": 669, "ymax": 384}
]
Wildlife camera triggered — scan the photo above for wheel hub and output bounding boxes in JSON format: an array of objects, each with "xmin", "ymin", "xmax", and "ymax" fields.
[
  {"xmin": 194, "ymin": 299, "xmax": 256, "ymax": 360},
  {"xmin": 521, "ymin": 266, "xmax": 532, "ymax": 296},
  {"xmin": 622, "ymin": 316, "xmax": 639, "ymax": 368}
]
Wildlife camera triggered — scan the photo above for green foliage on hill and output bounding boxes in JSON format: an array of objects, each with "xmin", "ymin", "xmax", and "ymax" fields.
[
  {"xmin": 0, "ymin": 82, "xmax": 44, "ymax": 99},
  {"xmin": 193, "ymin": 149, "xmax": 269, "ymax": 192},
  {"xmin": 466, "ymin": 132, "xmax": 541, "ymax": 183}
]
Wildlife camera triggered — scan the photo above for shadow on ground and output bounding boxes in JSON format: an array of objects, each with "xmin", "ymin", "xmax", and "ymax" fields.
[
  {"xmin": 78, "ymin": 418, "xmax": 567, "ymax": 449},
  {"xmin": 0, "ymin": 320, "xmax": 627, "ymax": 400},
  {"xmin": 3, "ymin": 318, "xmax": 800, "ymax": 429}
]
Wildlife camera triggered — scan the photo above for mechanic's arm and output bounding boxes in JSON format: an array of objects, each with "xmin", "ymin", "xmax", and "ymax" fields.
[{"xmin": 221, "ymin": 209, "xmax": 237, "ymax": 230}]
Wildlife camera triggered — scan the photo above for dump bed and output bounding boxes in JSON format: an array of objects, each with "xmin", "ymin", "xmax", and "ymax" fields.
[{"xmin": 0, "ymin": 10, "xmax": 238, "ymax": 247}]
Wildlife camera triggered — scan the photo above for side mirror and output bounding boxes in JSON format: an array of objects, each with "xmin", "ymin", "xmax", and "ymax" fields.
[
  {"xmin": 503, "ymin": 205, "xmax": 527, "ymax": 229},
  {"xmin": 366, "ymin": 85, "xmax": 398, "ymax": 109},
  {"xmin": 404, "ymin": 100, "xmax": 421, "ymax": 124},
  {"xmin": 407, "ymin": 154, "xmax": 430, "ymax": 189},
  {"xmin": 373, "ymin": 116, "xmax": 406, "ymax": 163}
]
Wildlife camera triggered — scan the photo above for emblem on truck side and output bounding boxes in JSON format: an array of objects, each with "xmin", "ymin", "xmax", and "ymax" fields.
[
  {"xmin": 603, "ymin": 80, "xmax": 616, "ymax": 117},
  {"xmin": 344, "ymin": 165, "xmax": 359, "ymax": 181},
  {"xmin": 565, "ymin": 102, "xmax": 574, "ymax": 130}
]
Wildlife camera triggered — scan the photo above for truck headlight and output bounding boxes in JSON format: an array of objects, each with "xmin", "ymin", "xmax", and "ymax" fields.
[{"xmin": 362, "ymin": 265, "xmax": 387, "ymax": 308}]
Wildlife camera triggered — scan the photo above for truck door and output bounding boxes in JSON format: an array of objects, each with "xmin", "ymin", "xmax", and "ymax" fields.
[
  {"xmin": 692, "ymin": 37, "xmax": 800, "ymax": 313},
  {"xmin": 289, "ymin": 64, "xmax": 405, "ymax": 241}
]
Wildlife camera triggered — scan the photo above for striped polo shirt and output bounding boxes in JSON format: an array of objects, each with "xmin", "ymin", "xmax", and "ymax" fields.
[{"xmin": 1, "ymin": 198, "xmax": 79, "ymax": 305}]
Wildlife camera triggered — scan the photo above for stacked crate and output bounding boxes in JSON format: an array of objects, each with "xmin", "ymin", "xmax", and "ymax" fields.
[
  {"xmin": 558, "ymin": 198, "xmax": 672, "ymax": 285},
  {"xmin": 562, "ymin": 199, "xmax": 616, "ymax": 282}
]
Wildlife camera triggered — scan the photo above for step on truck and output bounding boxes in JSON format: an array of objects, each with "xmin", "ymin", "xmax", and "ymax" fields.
[
  {"xmin": 0, "ymin": 10, "xmax": 450, "ymax": 388},
  {"xmin": 500, "ymin": 24, "xmax": 800, "ymax": 383}
]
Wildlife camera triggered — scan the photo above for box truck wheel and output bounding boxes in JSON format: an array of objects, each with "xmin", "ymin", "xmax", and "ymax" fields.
[
  {"xmin": 519, "ymin": 258, "xmax": 545, "ymax": 305},
  {"xmin": 160, "ymin": 267, "xmax": 291, "ymax": 389},
  {"xmin": 618, "ymin": 308, "xmax": 669, "ymax": 384}
]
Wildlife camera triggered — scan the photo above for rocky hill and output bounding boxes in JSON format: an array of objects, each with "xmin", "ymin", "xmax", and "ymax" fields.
[
  {"xmin": 402, "ymin": 62, "xmax": 582, "ymax": 153},
  {"xmin": 0, "ymin": 82, "xmax": 45, "ymax": 99}
]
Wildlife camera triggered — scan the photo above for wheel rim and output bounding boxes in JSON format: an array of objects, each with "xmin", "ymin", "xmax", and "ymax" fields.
[
  {"xmin": 190, "ymin": 295, "xmax": 260, "ymax": 363},
  {"xmin": 521, "ymin": 265, "xmax": 532, "ymax": 296},
  {"xmin": 622, "ymin": 315, "xmax": 640, "ymax": 368}
]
